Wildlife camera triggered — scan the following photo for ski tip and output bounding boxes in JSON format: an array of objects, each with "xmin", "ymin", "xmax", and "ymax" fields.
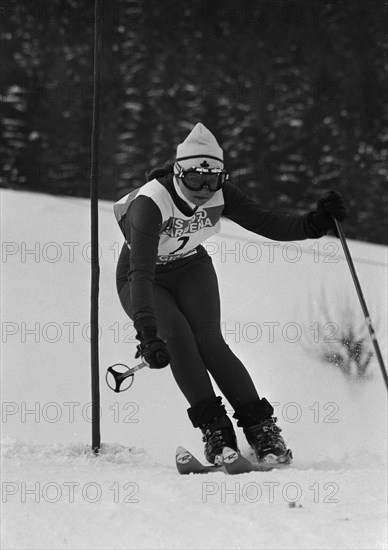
[
  {"xmin": 176, "ymin": 445, "xmax": 189, "ymax": 456},
  {"xmin": 175, "ymin": 446, "xmax": 194, "ymax": 466},
  {"xmin": 222, "ymin": 446, "xmax": 239, "ymax": 464}
]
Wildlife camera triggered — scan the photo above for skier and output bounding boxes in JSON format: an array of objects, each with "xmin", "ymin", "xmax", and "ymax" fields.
[{"xmin": 114, "ymin": 123, "xmax": 347, "ymax": 466}]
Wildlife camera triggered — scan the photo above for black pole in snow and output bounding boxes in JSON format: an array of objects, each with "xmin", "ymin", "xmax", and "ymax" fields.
[{"xmin": 90, "ymin": 0, "xmax": 102, "ymax": 452}]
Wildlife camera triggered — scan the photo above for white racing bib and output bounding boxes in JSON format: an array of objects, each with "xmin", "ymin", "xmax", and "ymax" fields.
[{"xmin": 114, "ymin": 178, "xmax": 224, "ymax": 264}]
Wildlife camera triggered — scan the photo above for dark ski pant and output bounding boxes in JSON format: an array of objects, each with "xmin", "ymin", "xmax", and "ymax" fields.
[{"xmin": 117, "ymin": 252, "xmax": 260, "ymax": 410}]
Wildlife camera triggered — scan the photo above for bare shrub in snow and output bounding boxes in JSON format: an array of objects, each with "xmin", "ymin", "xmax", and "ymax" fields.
[{"xmin": 301, "ymin": 289, "xmax": 378, "ymax": 380}]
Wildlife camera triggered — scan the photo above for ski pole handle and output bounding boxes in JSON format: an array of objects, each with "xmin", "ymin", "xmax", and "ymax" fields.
[{"xmin": 105, "ymin": 361, "xmax": 148, "ymax": 393}]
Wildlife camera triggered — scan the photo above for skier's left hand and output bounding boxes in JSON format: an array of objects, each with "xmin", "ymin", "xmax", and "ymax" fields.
[{"xmin": 314, "ymin": 190, "xmax": 347, "ymax": 235}]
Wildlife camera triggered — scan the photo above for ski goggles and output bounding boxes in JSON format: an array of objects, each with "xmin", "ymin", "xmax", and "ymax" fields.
[{"xmin": 175, "ymin": 163, "xmax": 229, "ymax": 191}]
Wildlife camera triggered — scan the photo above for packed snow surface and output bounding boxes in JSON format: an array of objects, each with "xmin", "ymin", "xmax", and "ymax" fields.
[{"xmin": 1, "ymin": 189, "xmax": 387, "ymax": 549}]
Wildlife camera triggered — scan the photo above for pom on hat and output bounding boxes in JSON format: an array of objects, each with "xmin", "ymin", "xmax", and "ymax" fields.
[{"xmin": 175, "ymin": 123, "xmax": 224, "ymax": 171}]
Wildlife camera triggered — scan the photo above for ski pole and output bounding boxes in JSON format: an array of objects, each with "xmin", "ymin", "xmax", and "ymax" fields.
[
  {"xmin": 334, "ymin": 219, "xmax": 388, "ymax": 391},
  {"xmin": 106, "ymin": 361, "xmax": 148, "ymax": 393}
]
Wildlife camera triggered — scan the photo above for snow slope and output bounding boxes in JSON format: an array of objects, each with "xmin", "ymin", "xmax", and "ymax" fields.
[{"xmin": 1, "ymin": 189, "xmax": 387, "ymax": 549}]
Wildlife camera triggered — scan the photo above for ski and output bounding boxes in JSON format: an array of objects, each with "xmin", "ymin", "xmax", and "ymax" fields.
[
  {"xmin": 175, "ymin": 446, "xmax": 224, "ymax": 474},
  {"xmin": 175, "ymin": 446, "xmax": 292, "ymax": 475}
]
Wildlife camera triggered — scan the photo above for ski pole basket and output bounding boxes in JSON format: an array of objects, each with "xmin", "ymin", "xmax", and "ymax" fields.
[{"xmin": 105, "ymin": 361, "xmax": 148, "ymax": 393}]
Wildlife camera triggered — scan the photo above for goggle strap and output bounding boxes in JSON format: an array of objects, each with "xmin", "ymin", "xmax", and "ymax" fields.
[{"xmin": 176, "ymin": 154, "xmax": 224, "ymax": 163}]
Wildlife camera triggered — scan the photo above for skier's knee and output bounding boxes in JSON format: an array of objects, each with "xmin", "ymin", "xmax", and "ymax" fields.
[{"xmin": 194, "ymin": 321, "xmax": 223, "ymax": 347}]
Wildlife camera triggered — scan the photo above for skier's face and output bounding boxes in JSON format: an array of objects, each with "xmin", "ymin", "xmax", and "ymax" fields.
[
  {"xmin": 174, "ymin": 162, "xmax": 228, "ymax": 206},
  {"xmin": 177, "ymin": 177, "xmax": 214, "ymax": 206}
]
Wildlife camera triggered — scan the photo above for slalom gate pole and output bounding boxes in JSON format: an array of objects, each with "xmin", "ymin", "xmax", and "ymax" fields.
[
  {"xmin": 90, "ymin": 0, "xmax": 103, "ymax": 452},
  {"xmin": 334, "ymin": 219, "xmax": 388, "ymax": 392}
]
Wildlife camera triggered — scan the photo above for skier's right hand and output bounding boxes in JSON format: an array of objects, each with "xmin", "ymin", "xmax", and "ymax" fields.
[{"xmin": 135, "ymin": 326, "xmax": 170, "ymax": 369}]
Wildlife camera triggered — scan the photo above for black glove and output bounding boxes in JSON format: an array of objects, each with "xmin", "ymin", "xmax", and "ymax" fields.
[
  {"xmin": 135, "ymin": 326, "xmax": 170, "ymax": 369},
  {"xmin": 314, "ymin": 190, "xmax": 347, "ymax": 235}
]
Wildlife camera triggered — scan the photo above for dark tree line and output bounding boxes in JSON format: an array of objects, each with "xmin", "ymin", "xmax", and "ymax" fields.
[{"xmin": 1, "ymin": 0, "xmax": 387, "ymax": 244}]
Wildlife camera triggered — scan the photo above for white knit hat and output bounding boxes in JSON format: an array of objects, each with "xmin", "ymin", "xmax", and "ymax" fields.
[{"xmin": 175, "ymin": 123, "xmax": 224, "ymax": 171}]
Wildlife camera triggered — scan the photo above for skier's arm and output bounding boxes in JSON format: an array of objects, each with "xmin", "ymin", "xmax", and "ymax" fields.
[
  {"xmin": 222, "ymin": 181, "xmax": 324, "ymax": 240},
  {"xmin": 124, "ymin": 196, "xmax": 162, "ymax": 333},
  {"xmin": 124, "ymin": 196, "xmax": 170, "ymax": 368}
]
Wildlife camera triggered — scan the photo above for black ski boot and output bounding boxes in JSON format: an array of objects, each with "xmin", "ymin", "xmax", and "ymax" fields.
[
  {"xmin": 188, "ymin": 396, "xmax": 239, "ymax": 464},
  {"xmin": 234, "ymin": 398, "xmax": 292, "ymax": 464}
]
